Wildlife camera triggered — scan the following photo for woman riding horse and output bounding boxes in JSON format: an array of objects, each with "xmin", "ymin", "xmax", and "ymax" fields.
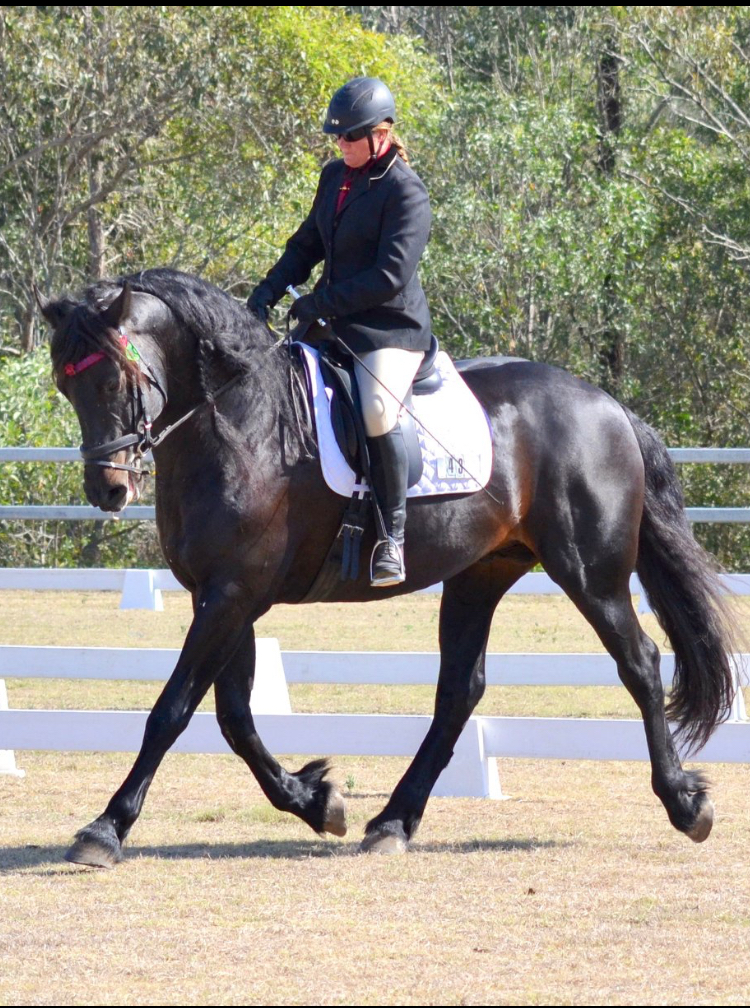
[
  {"xmin": 43, "ymin": 266, "xmax": 735, "ymax": 863},
  {"xmin": 248, "ymin": 77, "xmax": 431, "ymax": 588}
]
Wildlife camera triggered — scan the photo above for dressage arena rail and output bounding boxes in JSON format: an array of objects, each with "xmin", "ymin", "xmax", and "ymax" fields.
[
  {"xmin": 2, "ymin": 446, "xmax": 750, "ymax": 524},
  {"xmin": 1, "ymin": 445, "xmax": 749, "ymax": 792},
  {"xmin": 0, "ymin": 643, "xmax": 748, "ymax": 795}
]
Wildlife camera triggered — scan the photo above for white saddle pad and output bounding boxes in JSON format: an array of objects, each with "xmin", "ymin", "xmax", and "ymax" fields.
[{"xmin": 297, "ymin": 343, "xmax": 494, "ymax": 499}]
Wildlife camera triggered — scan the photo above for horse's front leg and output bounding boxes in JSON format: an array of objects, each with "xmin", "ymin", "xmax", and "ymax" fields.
[
  {"xmin": 66, "ymin": 584, "xmax": 254, "ymax": 867},
  {"xmin": 214, "ymin": 623, "xmax": 346, "ymax": 837}
]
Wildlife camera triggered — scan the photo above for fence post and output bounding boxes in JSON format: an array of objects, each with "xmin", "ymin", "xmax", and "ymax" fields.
[
  {"xmin": 0, "ymin": 680, "xmax": 24, "ymax": 777},
  {"xmin": 252, "ymin": 639, "xmax": 292, "ymax": 715},
  {"xmin": 430, "ymin": 718, "xmax": 504, "ymax": 799}
]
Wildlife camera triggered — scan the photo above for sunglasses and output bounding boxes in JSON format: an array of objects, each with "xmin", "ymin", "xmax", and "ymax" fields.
[{"xmin": 336, "ymin": 126, "xmax": 371, "ymax": 143}]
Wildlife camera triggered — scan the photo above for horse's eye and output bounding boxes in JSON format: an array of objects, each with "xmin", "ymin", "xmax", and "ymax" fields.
[{"xmin": 104, "ymin": 379, "xmax": 121, "ymax": 393}]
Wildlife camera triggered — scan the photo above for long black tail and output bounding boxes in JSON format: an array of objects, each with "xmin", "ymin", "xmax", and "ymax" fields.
[{"xmin": 625, "ymin": 408, "xmax": 736, "ymax": 753}]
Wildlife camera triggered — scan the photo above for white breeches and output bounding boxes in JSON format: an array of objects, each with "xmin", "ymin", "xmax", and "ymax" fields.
[{"xmin": 353, "ymin": 348, "xmax": 425, "ymax": 437}]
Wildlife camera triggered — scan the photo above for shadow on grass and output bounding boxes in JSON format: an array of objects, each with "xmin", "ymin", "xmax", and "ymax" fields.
[
  {"xmin": 0, "ymin": 845, "xmax": 78, "ymax": 873},
  {"xmin": 1, "ymin": 835, "xmax": 567, "ymax": 872},
  {"xmin": 412, "ymin": 838, "xmax": 569, "ymax": 854}
]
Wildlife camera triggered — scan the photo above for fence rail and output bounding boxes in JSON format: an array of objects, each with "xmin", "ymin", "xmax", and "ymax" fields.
[
  {"xmin": 1, "ymin": 446, "xmax": 750, "ymax": 522},
  {"xmin": 2, "ymin": 709, "xmax": 749, "ymax": 763},
  {"xmin": 1, "ymin": 644, "xmax": 747, "ymax": 798},
  {"xmin": 0, "ymin": 643, "xmax": 745, "ymax": 693}
]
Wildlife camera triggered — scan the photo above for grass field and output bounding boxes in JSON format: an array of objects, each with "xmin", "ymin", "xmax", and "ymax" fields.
[{"xmin": 1, "ymin": 590, "xmax": 749, "ymax": 1006}]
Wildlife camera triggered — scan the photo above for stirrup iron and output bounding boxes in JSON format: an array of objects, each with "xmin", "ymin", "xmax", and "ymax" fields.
[{"xmin": 370, "ymin": 536, "xmax": 405, "ymax": 587}]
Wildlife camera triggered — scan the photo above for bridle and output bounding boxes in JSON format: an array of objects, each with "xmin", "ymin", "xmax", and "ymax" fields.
[
  {"xmin": 67, "ymin": 328, "xmax": 166, "ymax": 476},
  {"xmin": 66, "ymin": 326, "xmax": 243, "ymax": 477}
]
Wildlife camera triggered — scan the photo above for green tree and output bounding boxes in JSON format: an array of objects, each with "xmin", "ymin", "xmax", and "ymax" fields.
[{"xmin": 0, "ymin": 6, "xmax": 439, "ymax": 346}]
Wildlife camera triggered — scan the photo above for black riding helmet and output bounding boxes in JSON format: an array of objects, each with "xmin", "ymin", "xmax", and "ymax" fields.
[{"xmin": 323, "ymin": 77, "xmax": 396, "ymax": 136}]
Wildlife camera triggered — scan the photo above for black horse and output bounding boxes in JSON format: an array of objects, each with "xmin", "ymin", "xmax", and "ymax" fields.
[{"xmin": 41, "ymin": 268, "xmax": 734, "ymax": 866}]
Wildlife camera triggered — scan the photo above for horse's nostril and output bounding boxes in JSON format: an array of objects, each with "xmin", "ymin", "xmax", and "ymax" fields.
[{"xmin": 105, "ymin": 484, "xmax": 128, "ymax": 509}]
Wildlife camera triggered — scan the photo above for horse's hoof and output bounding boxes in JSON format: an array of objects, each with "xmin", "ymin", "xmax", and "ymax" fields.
[
  {"xmin": 322, "ymin": 788, "xmax": 347, "ymax": 838},
  {"xmin": 65, "ymin": 837, "xmax": 121, "ymax": 869},
  {"xmin": 687, "ymin": 796, "xmax": 714, "ymax": 843},
  {"xmin": 360, "ymin": 831, "xmax": 408, "ymax": 855},
  {"xmin": 65, "ymin": 820, "xmax": 122, "ymax": 868}
]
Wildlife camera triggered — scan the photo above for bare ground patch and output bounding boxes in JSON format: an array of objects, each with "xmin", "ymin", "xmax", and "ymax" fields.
[{"xmin": 1, "ymin": 591, "xmax": 749, "ymax": 1005}]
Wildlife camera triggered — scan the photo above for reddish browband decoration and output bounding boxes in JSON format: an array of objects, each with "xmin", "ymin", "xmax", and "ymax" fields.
[{"xmin": 64, "ymin": 334, "xmax": 128, "ymax": 377}]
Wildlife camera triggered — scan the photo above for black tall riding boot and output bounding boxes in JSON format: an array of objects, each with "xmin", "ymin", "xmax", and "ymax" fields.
[{"xmin": 367, "ymin": 424, "xmax": 409, "ymax": 587}]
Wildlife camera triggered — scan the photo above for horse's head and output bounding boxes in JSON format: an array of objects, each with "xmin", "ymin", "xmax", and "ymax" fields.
[{"xmin": 42, "ymin": 282, "xmax": 167, "ymax": 512}]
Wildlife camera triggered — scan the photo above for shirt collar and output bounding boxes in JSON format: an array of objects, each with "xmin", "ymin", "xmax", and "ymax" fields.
[{"xmin": 368, "ymin": 145, "xmax": 399, "ymax": 181}]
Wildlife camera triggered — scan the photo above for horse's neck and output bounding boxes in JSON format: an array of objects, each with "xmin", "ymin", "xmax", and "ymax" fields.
[{"xmin": 155, "ymin": 328, "xmax": 291, "ymax": 455}]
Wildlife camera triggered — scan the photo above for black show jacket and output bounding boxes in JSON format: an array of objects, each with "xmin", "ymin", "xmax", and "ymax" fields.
[{"xmin": 263, "ymin": 147, "xmax": 432, "ymax": 353}]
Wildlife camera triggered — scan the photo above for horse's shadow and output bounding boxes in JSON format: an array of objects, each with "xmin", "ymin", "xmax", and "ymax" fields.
[{"xmin": 0, "ymin": 836, "xmax": 567, "ymax": 872}]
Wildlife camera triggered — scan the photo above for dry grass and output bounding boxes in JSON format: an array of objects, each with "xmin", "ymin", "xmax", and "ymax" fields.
[
  {"xmin": 2, "ymin": 754, "xmax": 750, "ymax": 1006},
  {"xmin": 0, "ymin": 587, "xmax": 634, "ymax": 652},
  {"xmin": 1, "ymin": 591, "xmax": 750, "ymax": 1005}
]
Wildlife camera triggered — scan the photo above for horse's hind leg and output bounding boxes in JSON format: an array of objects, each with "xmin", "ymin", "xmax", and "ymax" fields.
[
  {"xmin": 539, "ymin": 548, "xmax": 714, "ymax": 843},
  {"xmin": 361, "ymin": 557, "xmax": 530, "ymax": 854},
  {"xmin": 213, "ymin": 623, "xmax": 347, "ymax": 838}
]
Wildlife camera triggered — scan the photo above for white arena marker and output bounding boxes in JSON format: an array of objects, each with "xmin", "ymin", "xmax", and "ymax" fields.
[
  {"xmin": 431, "ymin": 718, "xmax": 504, "ymax": 799},
  {"xmin": 120, "ymin": 569, "xmax": 163, "ymax": 611},
  {"xmin": 0, "ymin": 680, "xmax": 24, "ymax": 777},
  {"xmin": 251, "ymin": 638, "xmax": 291, "ymax": 715}
]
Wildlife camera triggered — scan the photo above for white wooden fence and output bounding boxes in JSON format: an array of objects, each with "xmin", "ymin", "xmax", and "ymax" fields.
[
  {"xmin": 3, "ymin": 444, "xmax": 750, "ymax": 610},
  {"xmin": 1, "ymin": 644, "xmax": 747, "ymax": 796},
  {"xmin": 1, "ymin": 445, "xmax": 749, "ymax": 793},
  {"xmin": 2, "ymin": 446, "xmax": 750, "ymax": 523}
]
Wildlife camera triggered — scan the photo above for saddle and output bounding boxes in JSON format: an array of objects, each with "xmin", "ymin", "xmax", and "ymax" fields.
[
  {"xmin": 294, "ymin": 335, "xmax": 498, "ymax": 602},
  {"xmin": 316, "ymin": 334, "xmax": 441, "ymax": 487}
]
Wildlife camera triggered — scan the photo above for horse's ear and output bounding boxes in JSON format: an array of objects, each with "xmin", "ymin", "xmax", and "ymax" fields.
[
  {"xmin": 35, "ymin": 286, "xmax": 74, "ymax": 330},
  {"xmin": 101, "ymin": 282, "xmax": 132, "ymax": 329}
]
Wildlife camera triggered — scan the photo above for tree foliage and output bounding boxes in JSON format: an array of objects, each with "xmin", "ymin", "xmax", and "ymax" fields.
[
  {"xmin": 0, "ymin": 6, "xmax": 435, "ymax": 342},
  {"xmin": 4, "ymin": 6, "xmax": 750, "ymax": 567},
  {"xmin": 368, "ymin": 5, "xmax": 750, "ymax": 566}
]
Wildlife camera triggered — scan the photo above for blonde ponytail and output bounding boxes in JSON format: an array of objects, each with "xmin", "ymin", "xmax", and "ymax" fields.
[{"xmin": 374, "ymin": 121, "xmax": 410, "ymax": 166}]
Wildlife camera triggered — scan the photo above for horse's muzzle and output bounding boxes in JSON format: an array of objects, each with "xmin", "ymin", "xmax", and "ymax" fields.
[{"xmin": 84, "ymin": 452, "xmax": 142, "ymax": 512}]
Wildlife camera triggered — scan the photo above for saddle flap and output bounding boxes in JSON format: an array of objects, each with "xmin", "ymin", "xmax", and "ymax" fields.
[
  {"xmin": 317, "ymin": 351, "xmax": 364, "ymax": 473},
  {"xmin": 316, "ymin": 346, "xmax": 422, "ymax": 487}
]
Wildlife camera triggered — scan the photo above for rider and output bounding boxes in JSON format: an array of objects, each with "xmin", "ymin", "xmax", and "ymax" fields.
[{"xmin": 247, "ymin": 77, "xmax": 432, "ymax": 587}]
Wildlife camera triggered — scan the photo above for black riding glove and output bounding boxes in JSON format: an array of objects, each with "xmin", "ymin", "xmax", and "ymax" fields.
[
  {"xmin": 247, "ymin": 281, "xmax": 275, "ymax": 320},
  {"xmin": 288, "ymin": 293, "xmax": 321, "ymax": 325}
]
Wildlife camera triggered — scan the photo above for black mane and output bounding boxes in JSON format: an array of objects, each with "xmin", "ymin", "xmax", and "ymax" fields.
[
  {"xmin": 48, "ymin": 267, "xmax": 298, "ymax": 447},
  {"xmin": 50, "ymin": 268, "xmax": 274, "ymax": 377},
  {"xmin": 122, "ymin": 268, "xmax": 272, "ymax": 369}
]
